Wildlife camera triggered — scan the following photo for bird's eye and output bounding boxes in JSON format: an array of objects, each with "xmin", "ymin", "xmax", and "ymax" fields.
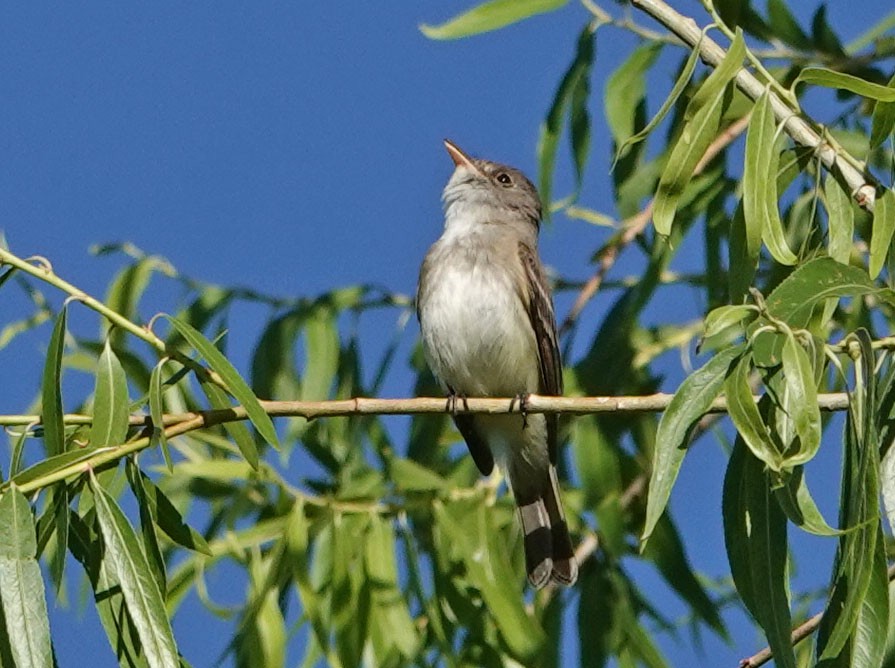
[{"xmin": 496, "ymin": 172, "xmax": 513, "ymax": 186}]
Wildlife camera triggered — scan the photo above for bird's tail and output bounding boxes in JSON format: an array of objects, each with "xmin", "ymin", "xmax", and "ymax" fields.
[{"xmin": 517, "ymin": 465, "xmax": 578, "ymax": 589}]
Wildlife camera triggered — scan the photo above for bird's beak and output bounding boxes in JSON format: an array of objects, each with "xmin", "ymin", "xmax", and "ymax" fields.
[{"xmin": 444, "ymin": 139, "xmax": 479, "ymax": 173}]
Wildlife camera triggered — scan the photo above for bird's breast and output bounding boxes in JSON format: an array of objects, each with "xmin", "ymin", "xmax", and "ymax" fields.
[{"xmin": 419, "ymin": 239, "xmax": 540, "ymax": 397}]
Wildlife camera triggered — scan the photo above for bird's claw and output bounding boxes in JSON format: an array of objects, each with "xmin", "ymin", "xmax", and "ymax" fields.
[{"xmin": 510, "ymin": 393, "xmax": 531, "ymax": 428}]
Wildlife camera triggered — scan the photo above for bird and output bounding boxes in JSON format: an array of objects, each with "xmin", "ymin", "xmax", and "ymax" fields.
[{"xmin": 416, "ymin": 139, "xmax": 577, "ymax": 588}]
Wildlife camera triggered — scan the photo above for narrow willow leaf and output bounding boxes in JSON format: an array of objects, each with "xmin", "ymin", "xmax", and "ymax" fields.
[
  {"xmin": 537, "ymin": 24, "xmax": 596, "ymax": 212},
  {"xmin": 66, "ymin": 509, "xmax": 148, "ymax": 667},
  {"xmin": 301, "ymin": 305, "xmax": 340, "ymax": 401},
  {"xmin": 91, "ymin": 337, "xmax": 130, "ymax": 447},
  {"xmin": 641, "ymin": 345, "xmax": 742, "ymax": 545},
  {"xmin": 849, "ymin": 527, "xmax": 889, "ymax": 668},
  {"xmin": 818, "ymin": 330, "xmax": 882, "ymax": 659},
  {"xmin": 435, "ymin": 500, "xmax": 544, "ymax": 661},
  {"xmin": 615, "ymin": 35, "xmax": 703, "ymax": 162},
  {"xmin": 199, "ymin": 379, "xmax": 260, "ymax": 469},
  {"xmin": 743, "ymin": 91, "xmax": 773, "ymax": 260},
  {"xmin": 90, "ymin": 471, "xmax": 179, "ymax": 668},
  {"xmin": 134, "ymin": 468, "xmax": 210, "ymax": 555},
  {"xmin": 767, "ymin": 0, "xmax": 812, "ymax": 49},
  {"xmin": 419, "ymin": 0, "xmax": 567, "ymax": 40},
  {"xmin": 41, "ymin": 306, "xmax": 67, "ymax": 456},
  {"xmin": 722, "ymin": 441, "xmax": 796, "ymax": 668},
  {"xmin": 702, "ymin": 304, "xmax": 757, "ymax": 341},
  {"xmin": 126, "ymin": 462, "xmax": 166, "ymax": 594},
  {"xmin": 331, "ymin": 513, "xmax": 370, "ymax": 668},
  {"xmin": 0, "ymin": 487, "xmax": 53, "ymax": 668},
  {"xmin": 652, "ymin": 30, "xmax": 745, "ymax": 235},
  {"xmin": 11, "ymin": 448, "xmax": 97, "ymax": 487},
  {"xmin": 870, "ymin": 73, "xmax": 895, "ymax": 148},
  {"xmin": 793, "ymin": 67, "xmax": 895, "ymax": 101},
  {"xmin": 102, "ymin": 257, "xmax": 163, "ymax": 346},
  {"xmin": 825, "ymin": 173, "xmax": 855, "ymax": 265},
  {"xmin": 165, "ymin": 315, "xmax": 279, "ymax": 449},
  {"xmin": 364, "ymin": 517, "xmax": 419, "ymax": 660},
  {"xmin": 149, "ymin": 359, "xmax": 172, "ymax": 471},
  {"xmin": 762, "ymin": 145, "xmax": 799, "ymax": 265},
  {"xmin": 724, "ymin": 353, "xmax": 782, "ymax": 470},
  {"xmin": 728, "ymin": 202, "xmax": 756, "ymax": 302},
  {"xmin": 389, "ymin": 458, "xmax": 450, "ymax": 492},
  {"xmin": 605, "ymin": 42, "xmax": 663, "ymax": 147},
  {"xmin": 869, "ymin": 187, "xmax": 895, "ymax": 279},
  {"xmin": 779, "ymin": 333, "xmax": 821, "ymax": 467},
  {"xmin": 49, "ymin": 485, "xmax": 70, "ymax": 592},
  {"xmin": 771, "ymin": 467, "xmax": 842, "ymax": 536}
]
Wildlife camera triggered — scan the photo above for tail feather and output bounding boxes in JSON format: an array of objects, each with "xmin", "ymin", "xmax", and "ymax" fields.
[
  {"xmin": 543, "ymin": 465, "xmax": 577, "ymax": 585},
  {"xmin": 518, "ymin": 498, "xmax": 553, "ymax": 588},
  {"xmin": 517, "ymin": 465, "xmax": 578, "ymax": 588}
]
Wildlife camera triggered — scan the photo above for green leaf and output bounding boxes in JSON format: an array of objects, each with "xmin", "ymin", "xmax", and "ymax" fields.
[
  {"xmin": 102, "ymin": 256, "xmax": 166, "ymax": 347},
  {"xmin": 870, "ymin": 73, "xmax": 895, "ymax": 148},
  {"xmin": 724, "ymin": 353, "xmax": 783, "ymax": 470},
  {"xmin": 702, "ymin": 304, "xmax": 758, "ymax": 341},
  {"xmin": 615, "ymin": 37, "xmax": 703, "ymax": 163},
  {"xmin": 90, "ymin": 470, "xmax": 179, "ymax": 668},
  {"xmin": 389, "ymin": 457, "xmax": 450, "ymax": 492},
  {"xmin": 824, "ymin": 173, "xmax": 855, "ymax": 265},
  {"xmin": 41, "ymin": 306, "xmax": 67, "ymax": 456},
  {"xmin": 11, "ymin": 447, "xmax": 98, "ymax": 488},
  {"xmin": 136, "ymin": 471, "xmax": 210, "ymax": 555},
  {"xmin": 653, "ymin": 30, "xmax": 745, "ymax": 235},
  {"xmin": 771, "ymin": 467, "xmax": 843, "ymax": 536},
  {"xmin": 605, "ymin": 42, "xmax": 663, "ymax": 148},
  {"xmin": 149, "ymin": 359, "xmax": 173, "ymax": 471},
  {"xmin": 199, "ymin": 378, "xmax": 260, "ymax": 470},
  {"xmin": 537, "ymin": 24, "xmax": 596, "ymax": 212},
  {"xmin": 125, "ymin": 462, "xmax": 166, "ymax": 594},
  {"xmin": 743, "ymin": 89, "xmax": 798, "ymax": 265},
  {"xmin": 779, "ymin": 333, "xmax": 821, "ymax": 466},
  {"xmin": 165, "ymin": 314, "xmax": 279, "ymax": 449},
  {"xmin": 48, "ymin": 484, "xmax": 70, "ymax": 592},
  {"xmin": 642, "ymin": 345, "xmax": 742, "ymax": 544},
  {"xmin": 91, "ymin": 337, "xmax": 130, "ymax": 447},
  {"xmin": 793, "ymin": 67, "xmax": 895, "ymax": 101},
  {"xmin": 420, "ymin": 0, "xmax": 567, "ymax": 39},
  {"xmin": 301, "ymin": 305, "xmax": 340, "ymax": 401},
  {"xmin": 761, "ymin": 257, "xmax": 895, "ymax": 330},
  {"xmin": 870, "ymin": 187, "xmax": 895, "ymax": 279},
  {"xmin": 435, "ymin": 499, "xmax": 544, "ymax": 661},
  {"xmin": 66, "ymin": 509, "xmax": 149, "ymax": 667},
  {"xmin": 818, "ymin": 330, "xmax": 882, "ymax": 659},
  {"xmin": 364, "ymin": 516, "xmax": 419, "ymax": 661},
  {"xmin": 767, "ymin": 0, "xmax": 811, "ymax": 49},
  {"xmin": 849, "ymin": 527, "xmax": 889, "ymax": 668},
  {"xmin": 0, "ymin": 487, "xmax": 53, "ymax": 668},
  {"xmin": 722, "ymin": 440, "xmax": 796, "ymax": 668}
]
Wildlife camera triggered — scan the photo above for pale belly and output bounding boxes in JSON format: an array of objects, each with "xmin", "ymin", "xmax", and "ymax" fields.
[{"xmin": 420, "ymin": 260, "xmax": 540, "ymax": 398}]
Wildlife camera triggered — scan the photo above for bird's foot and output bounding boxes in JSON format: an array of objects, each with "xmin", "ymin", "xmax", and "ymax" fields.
[
  {"xmin": 510, "ymin": 392, "xmax": 531, "ymax": 428},
  {"xmin": 446, "ymin": 389, "xmax": 469, "ymax": 416}
]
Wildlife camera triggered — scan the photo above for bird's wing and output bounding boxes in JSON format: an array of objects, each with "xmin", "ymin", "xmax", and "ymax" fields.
[{"xmin": 518, "ymin": 241, "xmax": 563, "ymax": 464}]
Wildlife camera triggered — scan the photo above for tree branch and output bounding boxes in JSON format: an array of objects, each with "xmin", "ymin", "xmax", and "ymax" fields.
[
  {"xmin": 0, "ymin": 392, "xmax": 853, "ymax": 430},
  {"xmin": 629, "ymin": 0, "xmax": 879, "ymax": 211}
]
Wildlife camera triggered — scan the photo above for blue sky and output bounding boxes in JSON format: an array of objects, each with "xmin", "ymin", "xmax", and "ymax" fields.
[{"xmin": 0, "ymin": 1, "xmax": 889, "ymax": 665}]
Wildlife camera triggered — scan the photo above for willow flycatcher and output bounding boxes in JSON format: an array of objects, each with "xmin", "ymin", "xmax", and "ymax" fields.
[{"xmin": 416, "ymin": 140, "xmax": 577, "ymax": 588}]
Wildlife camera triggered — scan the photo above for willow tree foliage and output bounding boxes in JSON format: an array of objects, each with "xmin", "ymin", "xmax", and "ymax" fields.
[{"xmin": 2, "ymin": 1, "xmax": 895, "ymax": 666}]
